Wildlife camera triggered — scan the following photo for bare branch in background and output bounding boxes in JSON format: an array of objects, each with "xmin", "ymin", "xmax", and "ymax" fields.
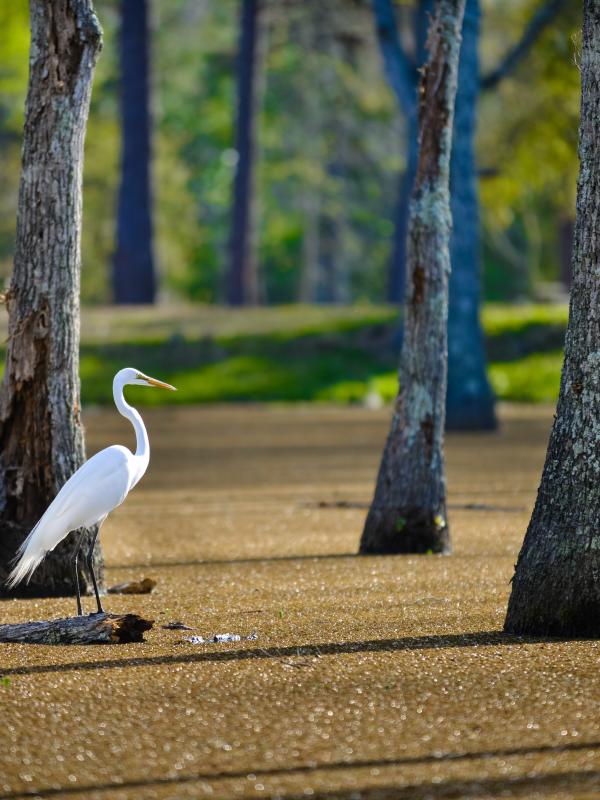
[{"xmin": 481, "ymin": 0, "xmax": 568, "ymax": 90}]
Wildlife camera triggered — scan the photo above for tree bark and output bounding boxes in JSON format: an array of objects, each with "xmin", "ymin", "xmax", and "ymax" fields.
[
  {"xmin": 227, "ymin": 0, "xmax": 263, "ymax": 306},
  {"xmin": 112, "ymin": 0, "xmax": 156, "ymax": 305},
  {"xmin": 360, "ymin": 0, "xmax": 466, "ymax": 555},
  {"xmin": 446, "ymin": 0, "xmax": 496, "ymax": 430},
  {"xmin": 504, "ymin": 0, "xmax": 600, "ymax": 637},
  {"xmin": 0, "ymin": 0, "xmax": 104, "ymax": 597}
]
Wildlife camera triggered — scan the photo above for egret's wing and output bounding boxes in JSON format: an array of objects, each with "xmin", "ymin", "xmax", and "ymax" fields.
[
  {"xmin": 45, "ymin": 445, "xmax": 134, "ymax": 534},
  {"xmin": 6, "ymin": 446, "xmax": 134, "ymax": 588}
]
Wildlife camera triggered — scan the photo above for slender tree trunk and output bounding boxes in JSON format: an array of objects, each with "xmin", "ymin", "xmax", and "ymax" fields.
[
  {"xmin": 360, "ymin": 0, "xmax": 466, "ymax": 555},
  {"xmin": 0, "ymin": 0, "xmax": 104, "ymax": 597},
  {"xmin": 112, "ymin": 0, "xmax": 156, "ymax": 305},
  {"xmin": 227, "ymin": 0, "xmax": 263, "ymax": 306},
  {"xmin": 504, "ymin": 0, "xmax": 600, "ymax": 637},
  {"xmin": 446, "ymin": 0, "xmax": 496, "ymax": 430}
]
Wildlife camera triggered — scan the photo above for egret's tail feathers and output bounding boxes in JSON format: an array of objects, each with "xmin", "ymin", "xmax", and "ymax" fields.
[{"xmin": 5, "ymin": 522, "xmax": 46, "ymax": 589}]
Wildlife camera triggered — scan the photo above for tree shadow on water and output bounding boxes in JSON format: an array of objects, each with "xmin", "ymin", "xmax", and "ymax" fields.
[
  {"xmin": 275, "ymin": 768, "xmax": 600, "ymax": 799},
  {"xmin": 0, "ymin": 630, "xmax": 563, "ymax": 677},
  {"xmin": 0, "ymin": 745, "xmax": 597, "ymax": 799}
]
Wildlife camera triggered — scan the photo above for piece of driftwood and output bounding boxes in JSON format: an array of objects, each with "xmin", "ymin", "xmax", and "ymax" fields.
[
  {"xmin": 108, "ymin": 577, "xmax": 156, "ymax": 595},
  {"xmin": 0, "ymin": 613, "xmax": 153, "ymax": 644},
  {"xmin": 162, "ymin": 621, "xmax": 194, "ymax": 630}
]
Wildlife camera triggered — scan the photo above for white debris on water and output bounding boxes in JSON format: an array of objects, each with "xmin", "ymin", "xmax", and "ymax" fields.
[{"xmin": 183, "ymin": 632, "xmax": 258, "ymax": 644}]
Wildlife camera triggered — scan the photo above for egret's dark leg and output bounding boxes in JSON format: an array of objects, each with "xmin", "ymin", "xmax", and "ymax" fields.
[
  {"xmin": 72, "ymin": 530, "xmax": 86, "ymax": 616},
  {"xmin": 86, "ymin": 527, "xmax": 104, "ymax": 615}
]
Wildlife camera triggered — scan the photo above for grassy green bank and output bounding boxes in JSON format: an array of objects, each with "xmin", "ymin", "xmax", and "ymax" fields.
[{"xmin": 3, "ymin": 303, "xmax": 569, "ymax": 406}]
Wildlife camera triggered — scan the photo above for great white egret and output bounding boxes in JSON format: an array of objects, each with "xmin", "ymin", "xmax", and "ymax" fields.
[{"xmin": 6, "ymin": 367, "xmax": 176, "ymax": 615}]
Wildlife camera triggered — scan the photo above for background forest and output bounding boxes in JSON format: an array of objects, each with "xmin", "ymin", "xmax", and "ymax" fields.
[{"xmin": 0, "ymin": 0, "xmax": 581, "ymax": 306}]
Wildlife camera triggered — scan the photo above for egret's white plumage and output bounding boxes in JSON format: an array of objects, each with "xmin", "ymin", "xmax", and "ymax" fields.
[{"xmin": 6, "ymin": 367, "xmax": 176, "ymax": 611}]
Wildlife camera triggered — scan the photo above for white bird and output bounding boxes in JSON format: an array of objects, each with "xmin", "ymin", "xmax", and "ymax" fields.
[{"xmin": 6, "ymin": 367, "xmax": 176, "ymax": 615}]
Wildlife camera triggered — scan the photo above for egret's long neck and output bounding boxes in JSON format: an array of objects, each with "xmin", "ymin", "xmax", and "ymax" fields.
[{"xmin": 113, "ymin": 381, "xmax": 149, "ymax": 461}]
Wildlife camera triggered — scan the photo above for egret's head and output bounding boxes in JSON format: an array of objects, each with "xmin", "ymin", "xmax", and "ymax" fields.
[{"xmin": 115, "ymin": 367, "xmax": 177, "ymax": 391}]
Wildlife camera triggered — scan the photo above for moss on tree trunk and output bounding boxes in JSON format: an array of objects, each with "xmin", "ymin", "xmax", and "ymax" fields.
[
  {"xmin": 504, "ymin": 0, "xmax": 600, "ymax": 637},
  {"xmin": 360, "ymin": 0, "xmax": 466, "ymax": 555},
  {"xmin": 0, "ymin": 0, "xmax": 104, "ymax": 597}
]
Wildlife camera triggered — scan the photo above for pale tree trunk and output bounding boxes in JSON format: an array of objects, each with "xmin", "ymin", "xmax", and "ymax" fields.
[
  {"xmin": 113, "ymin": 0, "xmax": 156, "ymax": 305},
  {"xmin": 0, "ymin": 0, "xmax": 104, "ymax": 597},
  {"xmin": 227, "ymin": 0, "xmax": 264, "ymax": 306},
  {"xmin": 360, "ymin": 0, "xmax": 466, "ymax": 555},
  {"xmin": 504, "ymin": 0, "xmax": 600, "ymax": 637},
  {"xmin": 377, "ymin": 0, "xmax": 563, "ymax": 428}
]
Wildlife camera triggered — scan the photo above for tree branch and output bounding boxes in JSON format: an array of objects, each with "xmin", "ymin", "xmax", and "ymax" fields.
[
  {"xmin": 372, "ymin": 0, "xmax": 419, "ymax": 119},
  {"xmin": 481, "ymin": 0, "xmax": 568, "ymax": 91}
]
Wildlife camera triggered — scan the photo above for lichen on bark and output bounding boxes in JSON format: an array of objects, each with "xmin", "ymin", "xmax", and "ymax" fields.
[{"xmin": 360, "ymin": 0, "xmax": 466, "ymax": 556}]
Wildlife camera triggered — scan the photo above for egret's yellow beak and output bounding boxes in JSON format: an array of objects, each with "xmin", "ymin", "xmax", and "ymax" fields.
[{"xmin": 146, "ymin": 376, "xmax": 177, "ymax": 391}]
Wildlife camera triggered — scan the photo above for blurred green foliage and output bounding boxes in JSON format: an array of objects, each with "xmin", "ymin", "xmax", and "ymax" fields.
[
  {"xmin": 480, "ymin": 0, "xmax": 582, "ymax": 299},
  {"xmin": 0, "ymin": 302, "xmax": 565, "ymax": 406},
  {"xmin": 0, "ymin": 0, "xmax": 582, "ymax": 303}
]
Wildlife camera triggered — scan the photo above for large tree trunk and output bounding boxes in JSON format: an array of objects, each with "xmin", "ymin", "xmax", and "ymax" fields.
[
  {"xmin": 227, "ymin": 0, "xmax": 263, "ymax": 306},
  {"xmin": 446, "ymin": 0, "xmax": 496, "ymax": 430},
  {"xmin": 504, "ymin": 0, "xmax": 600, "ymax": 637},
  {"xmin": 360, "ymin": 0, "xmax": 466, "ymax": 555},
  {"xmin": 112, "ymin": 0, "xmax": 156, "ymax": 305},
  {"xmin": 0, "ymin": 0, "xmax": 104, "ymax": 597}
]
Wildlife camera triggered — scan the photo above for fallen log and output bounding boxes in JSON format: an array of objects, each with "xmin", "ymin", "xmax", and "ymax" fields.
[{"xmin": 0, "ymin": 613, "xmax": 153, "ymax": 644}]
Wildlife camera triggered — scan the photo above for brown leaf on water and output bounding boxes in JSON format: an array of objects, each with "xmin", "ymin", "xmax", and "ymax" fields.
[{"xmin": 107, "ymin": 577, "xmax": 157, "ymax": 595}]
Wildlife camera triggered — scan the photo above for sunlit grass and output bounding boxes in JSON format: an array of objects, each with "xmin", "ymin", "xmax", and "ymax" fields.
[
  {"xmin": 15, "ymin": 303, "xmax": 574, "ymax": 406},
  {"xmin": 489, "ymin": 350, "xmax": 563, "ymax": 403},
  {"xmin": 482, "ymin": 303, "xmax": 568, "ymax": 336}
]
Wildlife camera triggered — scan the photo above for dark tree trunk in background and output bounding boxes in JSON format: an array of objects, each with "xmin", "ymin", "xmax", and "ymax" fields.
[
  {"xmin": 388, "ymin": 116, "xmax": 419, "ymax": 304},
  {"xmin": 113, "ymin": 0, "xmax": 156, "ymax": 305},
  {"xmin": 360, "ymin": 0, "xmax": 466, "ymax": 555},
  {"xmin": 372, "ymin": 0, "xmax": 430, "ymax": 304},
  {"xmin": 0, "ymin": 0, "xmax": 104, "ymax": 597},
  {"xmin": 446, "ymin": 0, "xmax": 496, "ymax": 430},
  {"xmin": 504, "ymin": 0, "xmax": 600, "ymax": 637},
  {"xmin": 227, "ymin": 0, "xmax": 262, "ymax": 306}
]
